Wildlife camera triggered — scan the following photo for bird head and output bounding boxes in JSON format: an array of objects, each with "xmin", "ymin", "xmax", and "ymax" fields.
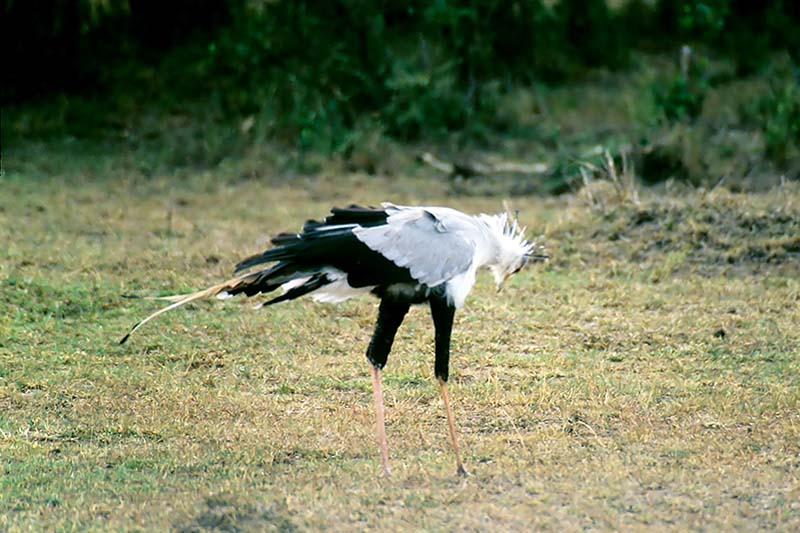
[{"xmin": 482, "ymin": 212, "xmax": 548, "ymax": 291}]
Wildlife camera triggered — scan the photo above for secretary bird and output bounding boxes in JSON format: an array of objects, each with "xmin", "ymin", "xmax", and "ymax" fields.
[{"xmin": 120, "ymin": 202, "xmax": 546, "ymax": 476}]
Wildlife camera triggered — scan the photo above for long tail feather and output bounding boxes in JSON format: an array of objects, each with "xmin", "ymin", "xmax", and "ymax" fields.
[
  {"xmin": 119, "ymin": 276, "xmax": 247, "ymax": 345},
  {"xmin": 122, "ymin": 293, "xmax": 189, "ymax": 303}
]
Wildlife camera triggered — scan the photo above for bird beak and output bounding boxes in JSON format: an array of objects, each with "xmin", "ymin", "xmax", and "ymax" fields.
[{"xmin": 496, "ymin": 272, "xmax": 512, "ymax": 292}]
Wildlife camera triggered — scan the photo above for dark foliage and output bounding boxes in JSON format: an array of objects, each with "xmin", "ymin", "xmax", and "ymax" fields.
[{"xmin": 3, "ymin": 0, "xmax": 799, "ymax": 152}]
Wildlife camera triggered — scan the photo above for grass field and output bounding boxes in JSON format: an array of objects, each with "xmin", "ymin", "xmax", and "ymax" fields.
[{"xmin": 1, "ymin": 153, "xmax": 799, "ymax": 530}]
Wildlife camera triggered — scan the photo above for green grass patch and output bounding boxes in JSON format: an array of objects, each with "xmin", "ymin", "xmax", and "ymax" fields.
[{"xmin": 1, "ymin": 164, "xmax": 798, "ymax": 530}]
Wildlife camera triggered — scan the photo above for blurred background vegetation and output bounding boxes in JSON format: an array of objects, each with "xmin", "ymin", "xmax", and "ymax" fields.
[{"xmin": 3, "ymin": 0, "xmax": 799, "ymax": 191}]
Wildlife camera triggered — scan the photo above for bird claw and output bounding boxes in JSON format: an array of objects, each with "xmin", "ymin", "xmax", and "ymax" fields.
[{"xmin": 456, "ymin": 464, "xmax": 468, "ymax": 477}]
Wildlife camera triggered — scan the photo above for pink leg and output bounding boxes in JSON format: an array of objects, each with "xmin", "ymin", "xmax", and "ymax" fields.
[
  {"xmin": 438, "ymin": 377, "xmax": 467, "ymax": 476},
  {"xmin": 370, "ymin": 366, "xmax": 391, "ymax": 477}
]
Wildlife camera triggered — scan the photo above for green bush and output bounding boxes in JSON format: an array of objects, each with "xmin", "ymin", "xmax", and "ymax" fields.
[
  {"xmin": 654, "ymin": 72, "xmax": 708, "ymax": 123},
  {"xmin": 199, "ymin": 0, "xmax": 640, "ymax": 150},
  {"xmin": 203, "ymin": 1, "xmax": 545, "ymax": 149},
  {"xmin": 757, "ymin": 82, "xmax": 800, "ymax": 165},
  {"xmin": 6, "ymin": 0, "xmax": 800, "ymax": 158},
  {"xmin": 653, "ymin": 48, "xmax": 709, "ymax": 123}
]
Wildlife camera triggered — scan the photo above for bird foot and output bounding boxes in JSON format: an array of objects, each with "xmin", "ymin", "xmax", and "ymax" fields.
[{"xmin": 456, "ymin": 464, "xmax": 468, "ymax": 477}]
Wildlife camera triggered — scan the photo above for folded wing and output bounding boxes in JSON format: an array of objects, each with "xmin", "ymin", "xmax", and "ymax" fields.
[{"xmin": 353, "ymin": 205, "xmax": 476, "ymax": 288}]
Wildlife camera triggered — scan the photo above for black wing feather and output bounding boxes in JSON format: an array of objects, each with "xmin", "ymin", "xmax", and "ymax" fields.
[
  {"xmin": 324, "ymin": 205, "xmax": 388, "ymax": 228},
  {"xmin": 233, "ymin": 206, "xmax": 414, "ymax": 290},
  {"xmin": 258, "ymin": 273, "xmax": 330, "ymax": 307},
  {"xmin": 233, "ymin": 205, "xmax": 384, "ymax": 274}
]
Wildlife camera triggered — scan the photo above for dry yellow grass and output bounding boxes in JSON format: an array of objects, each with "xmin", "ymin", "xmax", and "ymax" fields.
[{"xmin": 1, "ymin": 166, "xmax": 799, "ymax": 531}]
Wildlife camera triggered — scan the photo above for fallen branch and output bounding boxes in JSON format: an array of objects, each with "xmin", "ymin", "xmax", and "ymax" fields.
[{"xmin": 420, "ymin": 152, "xmax": 548, "ymax": 179}]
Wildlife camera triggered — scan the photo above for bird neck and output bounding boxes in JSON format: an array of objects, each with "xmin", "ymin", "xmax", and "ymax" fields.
[{"xmin": 473, "ymin": 215, "xmax": 514, "ymax": 270}]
